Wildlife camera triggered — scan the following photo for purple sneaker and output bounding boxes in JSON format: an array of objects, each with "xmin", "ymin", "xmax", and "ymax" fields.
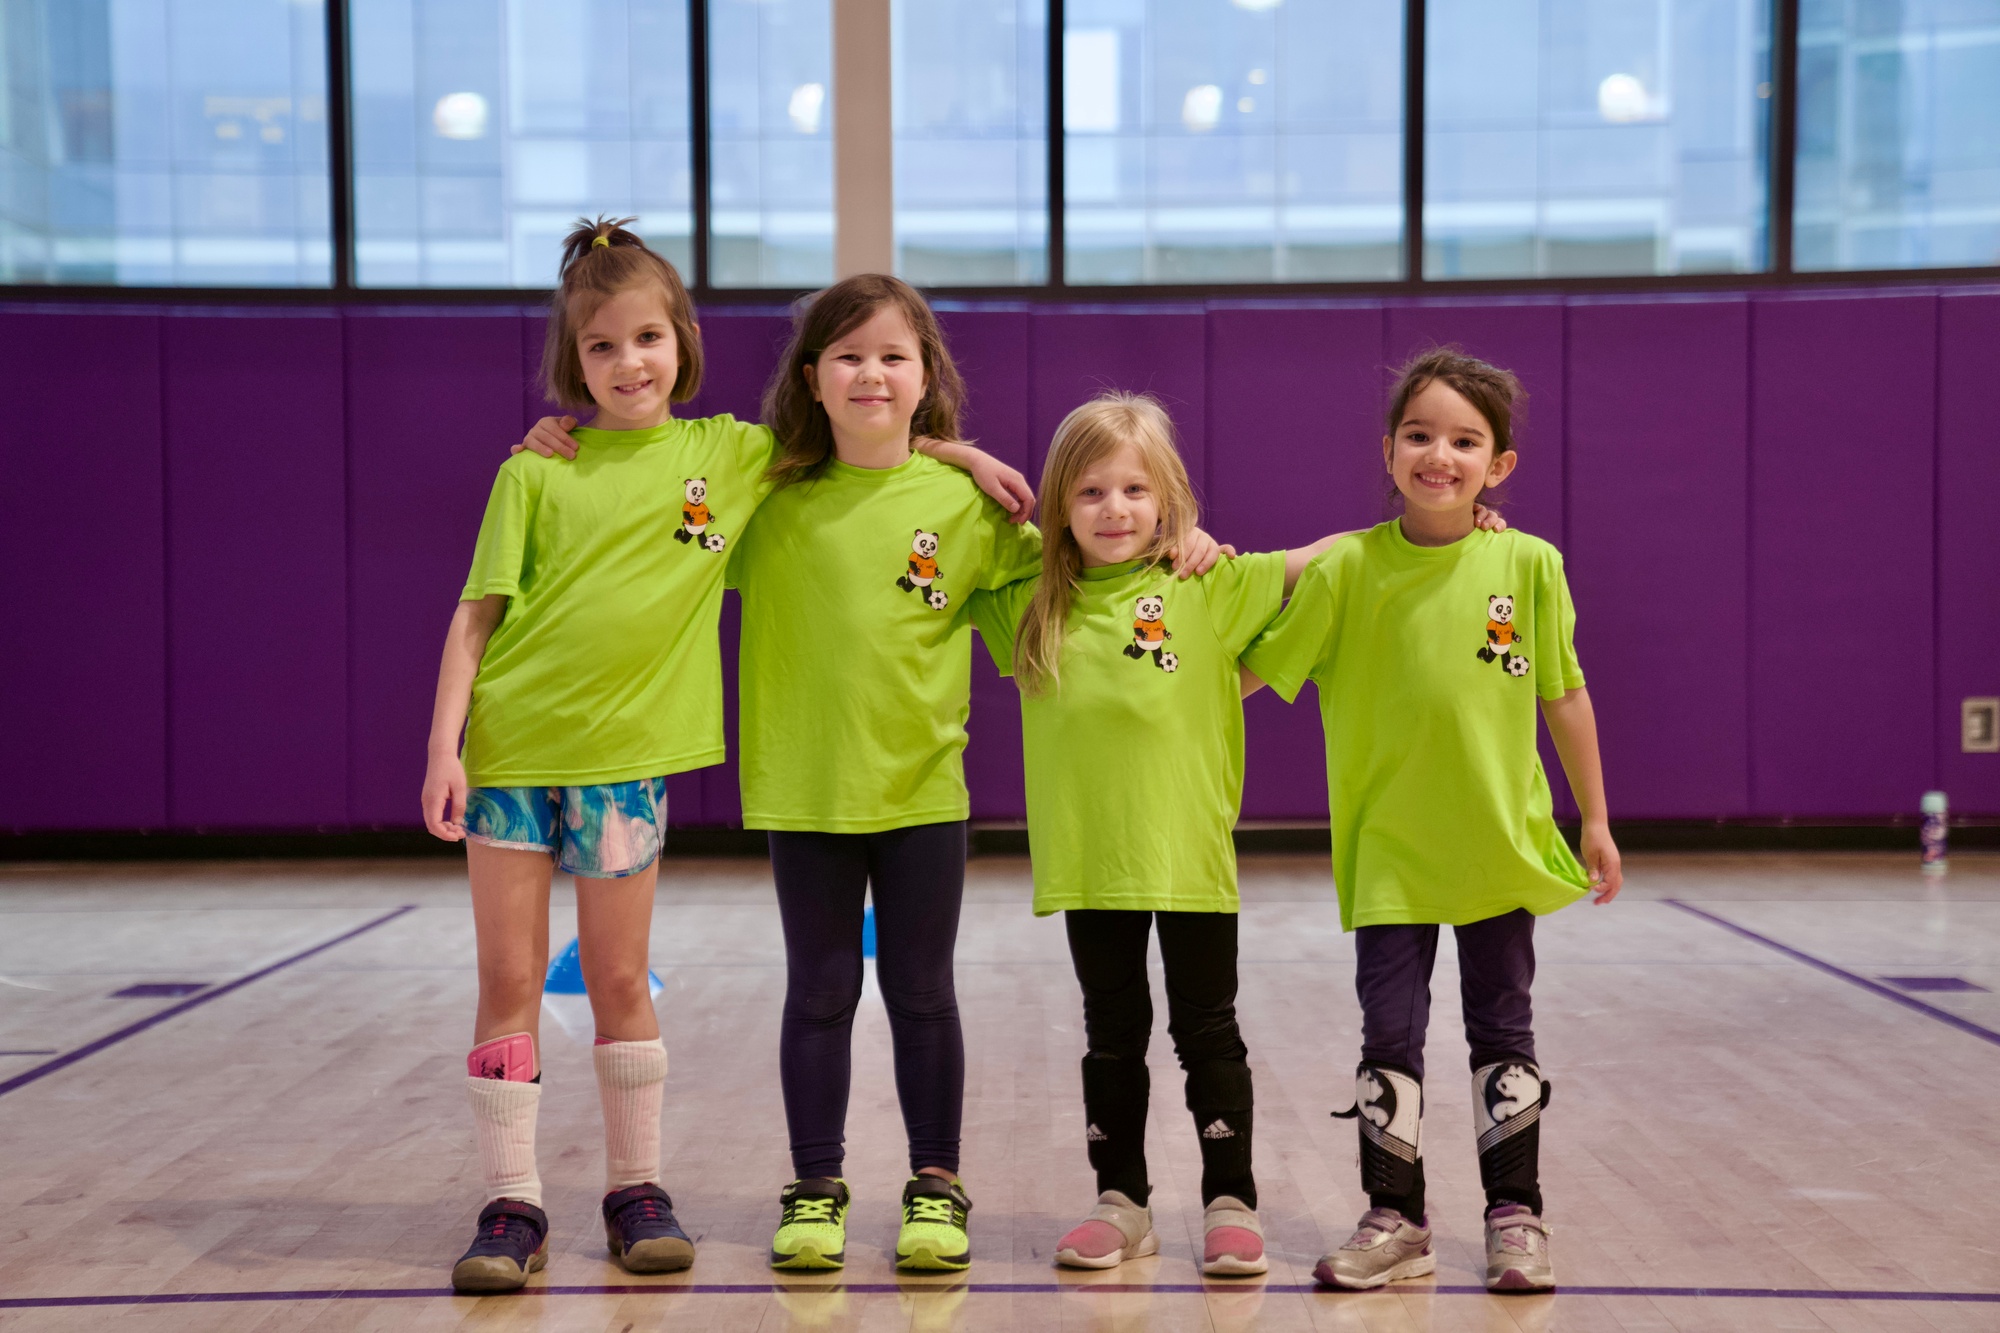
[
  {"xmin": 451, "ymin": 1199, "xmax": 548, "ymax": 1293},
  {"xmin": 603, "ymin": 1183, "xmax": 696, "ymax": 1273}
]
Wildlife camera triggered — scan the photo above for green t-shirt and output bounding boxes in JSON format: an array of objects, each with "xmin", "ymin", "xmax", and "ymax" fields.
[
  {"xmin": 459, "ymin": 414, "xmax": 778, "ymax": 786},
  {"xmin": 726, "ymin": 451, "xmax": 1044, "ymax": 832},
  {"xmin": 972, "ymin": 552, "xmax": 1287, "ymax": 916},
  {"xmin": 1241, "ymin": 522, "xmax": 1591, "ymax": 930}
]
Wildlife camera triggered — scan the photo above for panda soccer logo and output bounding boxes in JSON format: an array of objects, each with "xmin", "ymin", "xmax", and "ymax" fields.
[
  {"xmin": 674, "ymin": 477, "xmax": 727, "ymax": 553},
  {"xmin": 1476, "ymin": 593, "xmax": 1530, "ymax": 676},
  {"xmin": 896, "ymin": 529, "xmax": 950, "ymax": 610},
  {"xmin": 1123, "ymin": 594, "xmax": 1177, "ymax": 672}
]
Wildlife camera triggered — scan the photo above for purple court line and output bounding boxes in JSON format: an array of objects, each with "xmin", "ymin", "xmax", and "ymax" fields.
[
  {"xmin": 5, "ymin": 1282, "xmax": 1999, "ymax": 1308},
  {"xmin": 0, "ymin": 904, "xmax": 418, "ymax": 1100},
  {"xmin": 1664, "ymin": 899, "xmax": 2000, "ymax": 1049}
]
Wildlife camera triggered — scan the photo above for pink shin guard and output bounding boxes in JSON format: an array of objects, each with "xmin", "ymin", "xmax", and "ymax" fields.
[{"xmin": 469, "ymin": 1032, "xmax": 538, "ymax": 1082}]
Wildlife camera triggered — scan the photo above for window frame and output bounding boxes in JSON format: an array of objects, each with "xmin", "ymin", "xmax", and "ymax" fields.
[{"xmin": 3, "ymin": 0, "xmax": 1995, "ymax": 304}]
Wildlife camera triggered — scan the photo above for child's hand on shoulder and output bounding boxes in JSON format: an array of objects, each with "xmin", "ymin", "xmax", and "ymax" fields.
[
  {"xmin": 1582, "ymin": 821, "xmax": 1622, "ymax": 903},
  {"xmin": 1170, "ymin": 528, "xmax": 1236, "ymax": 578},
  {"xmin": 1474, "ymin": 503, "xmax": 1507, "ymax": 533},
  {"xmin": 512, "ymin": 415, "xmax": 580, "ymax": 460}
]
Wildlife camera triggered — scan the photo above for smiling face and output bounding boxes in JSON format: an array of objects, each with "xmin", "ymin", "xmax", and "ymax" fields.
[
  {"xmin": 574, "ymin": 285, "xmax": 683, "ymax": 430},
  {"xmin": 1134, "ymin": 595, "xmax": 1165, "ymax": 623},
  {"xmin": 1067, "ymin": 442, "xmax": 1162, "ymax": 568},
  {"xmin": 1383, "ymin": 379, "xmax": 1517, "ymax": 522},
  {"xmin": 803, "ymin": 303, "xmax": 929, "ymax": 454}
]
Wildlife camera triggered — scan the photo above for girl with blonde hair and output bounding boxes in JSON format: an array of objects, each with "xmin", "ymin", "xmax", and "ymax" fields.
[{"xmin": 972, "ymin": 391, "xmax": 1397, "ymax": 1275}]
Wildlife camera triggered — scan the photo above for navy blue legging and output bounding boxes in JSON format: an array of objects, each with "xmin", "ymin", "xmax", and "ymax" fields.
[
  {"xmin": 768, "ymin": 821, "xmax": 966, "ymax": 1179},
  {"xmin": 1354, "ymin": 907, "xmax": 1538, "ymax": 1081}
]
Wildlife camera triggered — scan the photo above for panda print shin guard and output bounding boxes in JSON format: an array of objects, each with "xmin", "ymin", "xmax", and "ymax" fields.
[
  {"xmin": 1347, "ymin": 1063, "xmax": 1423, "ymax": 1207},
  {"xmin": 1472, "ymin": 1060, "xmax": 1548, "ymax": 1214}
]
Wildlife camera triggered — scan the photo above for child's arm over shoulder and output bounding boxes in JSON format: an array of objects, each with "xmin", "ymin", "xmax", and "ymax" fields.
[{"xmin": 916, "ymin": 437, "xmax": 1036, "ymax": 522}]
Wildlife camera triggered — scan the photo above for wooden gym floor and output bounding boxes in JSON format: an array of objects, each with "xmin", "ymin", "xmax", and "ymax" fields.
[{"xmin": 2, "ymin": 851, "xmax": 1997, "ymax": 1331}]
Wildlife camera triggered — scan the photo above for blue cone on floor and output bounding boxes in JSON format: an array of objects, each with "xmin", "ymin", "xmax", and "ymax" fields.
[
  {"xmin": 544, "ymin": 937, "xmax": 663, "ymax": 996},
  {"xmin": 862, "ymin": 905, "xmax": 876, "ymax": 960}
]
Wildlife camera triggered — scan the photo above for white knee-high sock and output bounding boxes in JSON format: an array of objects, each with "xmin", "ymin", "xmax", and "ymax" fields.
[
  {"xmin": 466, "ymin": 1077, "xmax": 543, "ymax": 1208},
  {"xmin": 594, "ymin": 1037, "xmax": 668, "ymax": 1191}
]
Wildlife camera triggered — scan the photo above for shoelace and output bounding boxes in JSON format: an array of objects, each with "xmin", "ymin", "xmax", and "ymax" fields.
[
  {"xmin": 619, "ymin": 1196, "xmax": 668, "ymax": 1228},
  {"xmin": 483, "ymin": 1214, "xmax": 540, "ymax": 1249},
  {"xmin": 907, "ymin": 1195, "xmax": 959, "ymax": 1226},
  {"xmin": 785, "ymin": 1195, "xmax": 837, "ymax": 1225}
]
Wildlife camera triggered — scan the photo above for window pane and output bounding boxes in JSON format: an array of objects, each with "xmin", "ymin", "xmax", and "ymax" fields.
[
  {"xmin": 709, "ymin": 0, "xmax": 831, "ymax": 287},
  {"xmin": 350, "ymin": 0, "xmax": 691, "ymax": 288},
  {"xmin": 1426, "ymin": 0, "xmax": 1770, "ymax": 278},
  {"xmin": 892, "ymin": 0, "xmax": 1045, "ymax": 285},
  {"xmin": 1795, "ymin": 0, "xmax": 2000, "ymax": 270},
  {"xmin": 1063, "ymin": 0, "xmax": 1404, "ymax": 285},
  {"xmin": 0, "ymin": 0, "xmax": 330, "ymax": 286}
]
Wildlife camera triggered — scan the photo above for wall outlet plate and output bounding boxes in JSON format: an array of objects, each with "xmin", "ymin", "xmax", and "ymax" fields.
[{"xmin": 1966, "ymin": 697, "xmax": 2000, "ymax": 754}]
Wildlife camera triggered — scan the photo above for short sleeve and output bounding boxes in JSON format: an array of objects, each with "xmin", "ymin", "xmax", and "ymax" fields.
[
  {"xmin": 969, "ymin": 576, "xmax": 1038, "ymax": 675},
  {"xmin": 1240, "ymin": 557, "xmax": 1338, "ymax": 703},
  {"xmin": 460, "ymin": 466, "xmax": 530, "ymax": 600},
  {"xmin": 976, "ymin": 510, "xmax": 1044, "ymax": 590},
  {"xmin": 1199, "ymin": 550, "xmax": 1287, "ymax": 659},
  {"xmin": 1533, "ymin": 549, "xmax": 1586, "ymax": 701},
  {"xmin": 725, "ymin": 418, "xmax": 783, "ymax": 507}
]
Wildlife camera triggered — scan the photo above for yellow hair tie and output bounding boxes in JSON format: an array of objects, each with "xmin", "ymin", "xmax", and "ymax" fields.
[{"xmin": 591, "ymin": 235, "xmax": 611, "ymax": 248}]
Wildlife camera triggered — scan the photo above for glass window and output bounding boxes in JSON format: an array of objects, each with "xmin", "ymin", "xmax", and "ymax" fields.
[
  {"xmin": 1062, "ymin": 0, "xmax": 1404, "ymax": 285},
  {"xmin": 708, "ymin": 0, "xmax": 831, "ymax": 287},
  {"xmin": 1425, "ymin": 0, "xmax": 1770, "ymax": 278},
  {"xmin": 1795, "ymin": 0, "xmax": 2000, "ymax": 270},
  {"xmin": 349, "ymin": 0, "xmax": 691, "ymax": 288},
  {"xmin": 891, "ymin": 0, "xmax": 1045, "ymax": 285},
  {"xmin": 0, "ymin": 0, "xmax": 330, "ymax": 286}
]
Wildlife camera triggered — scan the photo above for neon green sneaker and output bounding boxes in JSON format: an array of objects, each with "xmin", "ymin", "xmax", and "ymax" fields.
[
  {"xmin": 770, "ymin": 1177, "xmax": 850, "ymax": 1270},
  {"xmin": 896, "ymin": 1175, "xmax": 972, "ymax": 1271}
]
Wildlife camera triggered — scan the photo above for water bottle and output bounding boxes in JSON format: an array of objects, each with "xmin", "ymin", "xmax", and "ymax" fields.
[{"xmin": 1920, "ymin": 790, "xmax": 1948, "ymax": 874}]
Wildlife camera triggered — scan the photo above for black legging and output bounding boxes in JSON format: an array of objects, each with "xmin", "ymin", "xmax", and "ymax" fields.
[
  {"xmin": 768, "ymin": 821, "xmax": 967, "ymax": 1179},
  {"xmin": 1065, "ymin": 909, "xmax": 1255, "ymax": 1208}
]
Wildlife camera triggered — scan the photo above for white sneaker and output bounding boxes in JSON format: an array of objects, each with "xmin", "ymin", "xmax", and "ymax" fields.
[
  {"xmin": 1484, "ymin": 1204, "xmax": 1554, "ymax": 1291},
  {"xmin": 1312, "ymin": 1207, "xmax": 1435, "ymax": 1290},
  {"xmin": 1053, "ymin": 1190, "xmax": 1158, "ymax": 1269},
  {"xmin": 1201, "ymin": 1195, "xmax": 1268, "ymax": 1276}
]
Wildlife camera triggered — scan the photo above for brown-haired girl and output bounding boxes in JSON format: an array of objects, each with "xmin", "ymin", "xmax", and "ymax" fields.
[
  {"xmin": 728, "ymin": 274, "xmax": 1237, "ymax": 1275},
  {"xmin": 971, "ymin": 392, "xmax": 1414, "ymax": 1277},
  {"xmin": 1242, "ymin": 346, "xmax": 1622, "ymax": 1294},
  {"xmin": 426, "ymin": 225, "xmax": 1021, "ymax": 1293}
]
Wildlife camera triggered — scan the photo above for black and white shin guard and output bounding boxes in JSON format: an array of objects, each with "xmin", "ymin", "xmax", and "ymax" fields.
[
  {"xmin": 1472, "ymin": 1060, "xmax": 1550, "ymax": 1214},
  {"xmin": 1334, "ymin": 1063, "xmax": 1424, "ymax": 1219}
]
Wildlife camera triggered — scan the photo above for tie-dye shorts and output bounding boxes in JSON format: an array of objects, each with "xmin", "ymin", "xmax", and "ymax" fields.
[{"xmin": 462, "ymin": 776, "xmax": 669, "ymax": 879}]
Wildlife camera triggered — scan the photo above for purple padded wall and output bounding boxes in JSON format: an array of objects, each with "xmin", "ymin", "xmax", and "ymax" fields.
[
  {"xmin": 0, "ymin": 309, "xmax": 168, "ymax": 829},
  {"xmin": 1206, "ymin": 303, "xmax": 1393, "ymax": 822},
  {"xmin": 1030, "ymin": 307, "xmax": 1208, "ymax": 483},
  {"xmin": 1567, "ymin": 296, "xmax": 1751, "ymax": 818},
  {"xmin": 1938, "ymin": 292, "xmax": 2000, "ymax": 814},
  {"xmin": 162, "ymin": 311, "xmax": 349, "ymax": 828},
  {"xmin": 1385, "ymin": 299, "xmax": 1567, "ymax": 545},
  {"xmin": 346, "ymin": 309, "xmax": 529, "ymax": 826},
  {"xmin": 1749, "ymin": 293, "xmax": 1937, "ymax": 816}
]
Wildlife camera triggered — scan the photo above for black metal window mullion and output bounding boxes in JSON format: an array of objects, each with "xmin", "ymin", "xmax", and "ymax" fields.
[
  {"xmin": 1403, "ymin": 0, "xmax": 1426, "ymax": 285},
  {"xmin": 1047, "ymin": 0, "xmax": 1065, "ymax": 288},
  {"xmin": 1769, "ymin": 0, "xmax": 1799, "ymax": 274},
  {"xmin": 691, "ymin": 0, "xmax": 713, "ymax": 291},
  {"xmin": 325, "ymin": 0, "xmax": 356, "ymax": 291}
]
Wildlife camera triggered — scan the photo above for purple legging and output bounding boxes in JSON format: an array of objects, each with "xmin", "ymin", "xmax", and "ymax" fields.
[
  {"xmin": 768, "ymin": 821, "xmax": 966, "ymax": 1179},
  {"xmin": 1354, "ymin": 907, "xmax": 1538, "ymax": 1082}
]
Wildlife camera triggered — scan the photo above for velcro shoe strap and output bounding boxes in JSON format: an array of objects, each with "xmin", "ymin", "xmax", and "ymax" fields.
[
  {"xmin": 1087, "ymin": 1191, "xmax": 1153, "ymax": 1247},
  {"xmin": 480, "ymin": 1198, "xmax": 548, "ymax": 1231},
  {"xmin": 1202, "ymin": 1196, "xmax": 1261, "ymax": 1237}
]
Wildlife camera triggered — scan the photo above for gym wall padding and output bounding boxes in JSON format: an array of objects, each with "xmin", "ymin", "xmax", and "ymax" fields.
[{"xmin": 1, "ymin": 289, "xmax": 1995, "ymax": 833}]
